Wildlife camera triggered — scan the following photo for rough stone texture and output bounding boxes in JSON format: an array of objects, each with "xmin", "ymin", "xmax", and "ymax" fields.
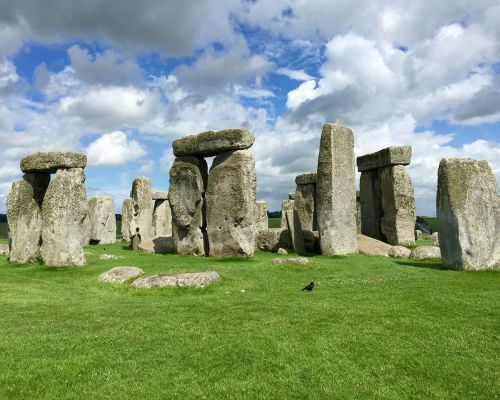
[
  {"xmin": 40, "ymin": 168, "xmax": 87, "ymax": 267},
  {"xmin": 280, "ymin": 200, "xmax": 294, "ymax": 229},
  {"xmin": 173, "ymin": 128, "xmax": 255, "ymax": 157},
  {"xmin": 138, "ymin": 237, "xmax": 174, "ymax": 254},
  {"xmin": 430, "ymin": 232, "xmax": 439, "ymax": 247},
  {"xmin": 357, "ymin": 234, "xmax": 391, "ymax": 257},
  {"xmin": 21, "ymin": 151, "xmax": 87, "ymax": 173},
  {"xmin": 256, "ymin": 201, "xmax": 268, "ymax": 231},
  {"xmin": 0, "ymin": 244, "xmax": 9, "ymax": 256},
  {"xmin": 286, "ymin": 208, "xmax": 306, "ymax": 255},
  {"xmin": 295, "ymin": 181, "xmax": 316, "ymax": 231},
  {"xmin": 295, "ymin": 172, "xmax": 317, "ymax": 185},
  {"xmin": 169, "ymin": 156, "xmax": 208, "ymax": 256},
  {"xmin": 389, "ymin": 246, "xmax": 412, "ymax": 258},
  {"xmin": 410, "ymin": 246, "xmax": 441, "ymax": 259},
  {"xmin": 415, "ymin": 230, "xmax": 423, "ymax": 240},
  {"xmin": 81, "ymin": 210, "xmax": 90, "ymax": 246},
  {"xmin": 152, "ymin": 191, "xmax": 169, "ymax": 200},
  {"xmin": 99, "ymin": 254, "xmax": 124, "ymax": 260},
  {"xmin": 129, "ymin": 176, "xmax": 153, "ymax": 243},
  {"xmin": 360, "ymin": 170, "xmax": 383, "ymax": 240},
  {"xmin": 255, "ymin": 228, "xmax": 292, "ymax": 252},
  {"xmin": 131, "ymin": 234, "xmax": 141, "ymax": 251},
  {"xmin": 131, "ymin": 271, "xmax": 220, "ymax": 288},
  {"xmin": 437, "ymin": 158, "xmax": 500, "ymax": 270},
  {"xmin": 88, "ymin": 196, "xmax": 116, "ymax": 245},
  {"xmin": 277, "ymin": 248, "xmax": 288, "ymax": 255},
  {"xmin": 206, "ymin": 150, "xmax": 256, "ymax": 257},
  {"xmin": 98, "ymin": 266, "xmax": 144, "ymax": 283},
  {"xmin": 272, "ymin": 257, "xmax": 309, "ymax": 265},
  {"xmin": 152, "ymin": 198, "xmax": 172, "ymax": 238},
  {"xmin": 6, "ymin": 173, "xmax": 49, "ymax": 263},
  {"xmin": 356, "ymin": 146, "xmax": 412, "ymax": 172},
  {"xmin": 316, "ymin": 122, "xmax": 358, "ymax": 255},
  {"xmin": 121, "ymin": 199, "xmax": 133, "ymax": 242},
  {"xmin": 288, "ymin": 192, "xmax": 296, "ymax": 200},
  {"xmin": 379, "ymin": 165, "xmax": 416, "ymax": 246},
  {"xmin": 303, "ymin": 230, "xmax": 320, "ymax": 254},
  {"xmin": 356, "ymin": 191, "xmax": 361, "ymax": 234}
]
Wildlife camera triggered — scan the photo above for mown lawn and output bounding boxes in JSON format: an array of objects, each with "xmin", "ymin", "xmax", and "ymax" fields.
[{"xmin": 0, "ymin": 242, "xmax": 498, "ymax": 399}]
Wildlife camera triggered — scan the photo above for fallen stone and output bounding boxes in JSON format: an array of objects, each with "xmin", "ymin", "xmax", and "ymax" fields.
[
  {"xmin": 152, "ymin": 191, "xmax": 169, "ymax": 200},
  {"xmin": 437, "ymin": 158, "xmax": 500, "ymax": 270},
  {"xmin": 98, "ymin": 266, "xmax": 144, "ymax": 284},
  {"xmin": 129, "ymin": 177, "xmax": 153, "ymax": 243},
  {"xmin": 255, "ymin": 201, "xmax": 268, "ymax": 231},
  {"xmin": 356, "ymin": 146, "xmax": 412, "ymax": 172},
  {"xmin": 389, "ymin": 245, "xmax": 412, "ymax": 258},
  {"xmin": 277, "ymin": 248, "xmax": 288, "ymax": 255},
  {"xmin": 138, "ymin": 236, "xmax": 174, "ymax": 254},
  {"xmin": 88, "ymin": 196, "xmax": 116, "ymax": 245},
  {"xmin": 152, "ymin": 198, "xmax": 172, "ymax": 238},
  {"xmin": 99, "ymin": 254, "xmax": 124, "ymax": 260},
  {"xmin": 121, "ymin": 199, "xmax": 133, "ymax": 242},
  {"xmin": 206, "ymin": 149, "xmax": 256, "ymax": 257},
  {"xmin": 410, "ymin": 246, "xmax": 441, "ymax": 259},
  {"xmin": 20, "ymin": 151, "xmax": 87, "ymax": 173},
  {"xmin": 0, "ymin": 244, "xmax": 9, "ymax": 256},
  {"xmin": 255, "ymin": 228, "xmax": 292, "ymax": 252},
  {"xmin": 295, "ymin": 172, "xmax": 317, "ymax": 185},
  {"xmin": 131, "ymin": 271, "xmax": 220, "ymax": 288},
  {"xmin": 357, "ymin": 234, "xmax": 391, "ymax": 257},
  {"xmin": 173, "ymin": 128, "xmax": 255, "ymax": 157},
  {"xmin": 272, "ymin": 257, "xmax": 309, "ymax": 265}
]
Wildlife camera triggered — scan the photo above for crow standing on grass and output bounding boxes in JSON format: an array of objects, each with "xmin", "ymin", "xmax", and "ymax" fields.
[{"xmin": 301, "ymin": 282, "xmax": 314, "ymax": 292}]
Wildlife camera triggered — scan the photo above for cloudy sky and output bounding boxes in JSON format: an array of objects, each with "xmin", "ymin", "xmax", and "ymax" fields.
[{"xmin": 1, "ymin": 0, "xmax": 499, "ymax": 215}]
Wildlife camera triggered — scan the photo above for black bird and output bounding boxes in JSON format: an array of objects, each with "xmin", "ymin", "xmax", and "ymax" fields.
[{"xmin": 301, "ymin": 282, "xmax": 314, "ymax": 292}]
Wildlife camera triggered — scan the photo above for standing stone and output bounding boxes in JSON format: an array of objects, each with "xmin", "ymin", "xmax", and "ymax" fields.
[
  {"xmin": 295, "ymin": 172, "xmax": 317, "ymax": 231},
  {"xmin": 206, "ymin": 149, "xmax": 256, "ymax": 257},
  {"xmin": 286, "ymin": 207, "xmax": 306, "ymax": 255},
  {"xmin": 41, "ymin": 168, "xmax": 87, "ymax": 267},
  {"xmin": 81, "ymin": 209, "xmax": 90, "ymax": 246},
  {"xmin": 316, "ymin": 121, "xmax": 358, "ymax": 255},
  {"xmin": 6, "ymin": 173, "xmax": 49, "ymax": 263},
  {"xmin": 88, "ymin": 196, "xmax": 116, "ymax": 245},
  {"xmin": 169, "ymin": 156, "xmax": 208, "ymax": 256},
  {"xmin": 360, "ymin": 170, "xmax": 383, "ymax": 240},
  {"xmin": 356, "ymin": 190, "xmax": 361, "ymax": 234},
  {"xmin": 437, "ymin": 158, "xmax": 500, "ymax": 270},
  {"xmin": 256, "ymin": 201, "xmax": 268, "ymax": 231},
  {"xmin": 152, "ymin": 197, "xmax": 172, "ymax": 238},
  {"xmin": 415, "ymin": 230, "xmax": 423, "ymax": 240},
  {"xmin": 280, "ymin": 199, "xmax": 294, "ymax": 229},
  {"xmin": 129, "ymin": 177, "xmax": 153, "ymax": 243},
  {"xmin": 379, "ymin": 165, "xmax": 416, "ymax": 246},
  {"xmin": 121, "ymin": 198, "xmax": 133, "ymax": 241}
]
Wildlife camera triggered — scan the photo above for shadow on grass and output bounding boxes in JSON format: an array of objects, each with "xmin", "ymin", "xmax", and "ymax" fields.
[{"xmin": 395, "ymin": 260, "xmax": 445, "ymax": 270}]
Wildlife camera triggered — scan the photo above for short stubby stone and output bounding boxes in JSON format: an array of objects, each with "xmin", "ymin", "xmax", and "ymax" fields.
[
  {"xmin": 129, "ymin": 177, "xmax": 153, "ymax": 243},
  {"xmin": 437, "ymin": 158, "xmax": 500, "ymax": 270},
  {"xmin": 0, "ymin": 243, "xmax": 9, "ymax": 256},
  {"xmin": 152, "ymin": 198, "xmax": 172, "ymax": 238},
  {"xmin": 121, "ymin": 198, "xmax": 134, "ymax": 242},
  {"xmin": 131, "ymin": 271, "xmax": 220, "ymax": 288},
  {"xmin": 138, "ymin": 237, "xmax": 174, "ymax": 254},
  {"xmin": 152, "ymin": 191, "xmax": 169, "ymax": 200},
  {"xmin": 99, "ymin": 266, "xmax": 144, "ymax": 284},
  {"xmin": 255, "ymin": 228, "xmax": 292, "ymax": 252},
  {"xmin": 206, "ymin": 149, "xmax": 257, "ymax": 257},
  {"xmin": 277, "ymin": 248, "xmax": 288, "ymax": 255},
  {"xmin": 272, "ymin": 257, "xmax": 309, "ymax": 265},
  {"xmin": 173, "ymin": 128, "xmax": 254, "ymax": 157},
  {"xmin": 356, "ymin": 146, "xmax": 412, "ymax": 172},
  {"xmin": 21, "ymin": 151, "xmax": 87, "ymax": 173},
  {"xmin": 357, "ymin": 234, "xmax": 391, "ymax": 257},
  {"xmin": 295, "ymin": 172, "xmax": 317, "ymax": 185},
  {"xmin": 88, "ymin": 196, "xmax": 116, "ymax": 245},
  {"xmin": 99, "ymin": 254, "xmax": 124, "ymax": 260},
  {"xmin": 389, "ymin": 245, "xmax": 412, "ymax": 258},
  {"xmin": 410, "ymin": 246, "xmax": 441, "ymax": 259},
  {"xmin": 256, "ymin": 201, "xmax": 268, "ymax": 231}
]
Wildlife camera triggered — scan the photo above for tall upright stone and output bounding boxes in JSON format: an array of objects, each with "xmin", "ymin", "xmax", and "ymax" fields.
[
  {"xmin": 88, "ymin": 196, "xmax": 116, "ymax": 245},
  {"xmin": 206, "ymin": 149, "xmax": 257, "ymax": 257},
  {"xmin": 41, "ymin": 168, "xmax": 87, "ymax": 267},
  {"xmin": 129, "ymin": 177, "xmax": 153, "ymax": 243},
  {"xmin": 437, "ymin": 158, "xmax": 500, "ymax": 270},
  {"xmin": 81, "ymin": 210, "xmax": 90, "ymax": 246},
  {"xmin": 121, "ymin": 198, "xmax": 133, "ymax": 241},
  {"xmin": 280, "ymin": 199, "xmax": 294, "ymax": 229},
  {"xmin": 355, "ymin": 190, "xmax": 361, "ymax": 234},
  {"xmin": 153, "ymin": 197, "xmax": 172, "ymax": 238},
  {"xmin": 359, "ymin": 170, "xmax": 383, "ymax": 239},
  {"xmin": 169, "ymin": 156, "xmax": 208, "ymax": 256},
  {"xmin": 294, "ymin": 172, "xmax": 317, "ymax": 231},
  {"xmin": 256, "ymin": 201, "xmax": 268, "ymax": 231},
  {"xmin": 316, "ymin": 121, "xmax": 358, "ymax": 255},
  {"xmin": 6, "ymin": 173, "xmax": 49, "ymax": 263}
]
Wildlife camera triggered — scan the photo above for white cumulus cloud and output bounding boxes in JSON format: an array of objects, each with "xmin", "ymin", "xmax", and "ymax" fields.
[{"xmin": 86, "ymin": 131, "xmax": 146, "ymax": 166}]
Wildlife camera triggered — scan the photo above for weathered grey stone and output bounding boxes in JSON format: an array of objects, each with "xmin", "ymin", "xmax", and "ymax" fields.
[
  {"xmin": 437, "ymin": 158, "xmax": 500, "ymax": 270},
  {"xmin": 360, "ymin": 170, "xmax": 383, "ymax": 240},
  {"xmin": 303, "ymin": 230, "xmax": 320, "ymax": 254},
  {"xmin": 88, "ymin": 196, "xmax": 116, "ymax": 245},
  {"xmin": 280, "ymin": 199, "xmax": 294, "ymax": 229},
  {"xmin": 288, "ymin": 192, "xmax": 296, "ymax": 200},
  {"xmin": 295, "ymin": 172, "xmax": 317, "ymax": 185},
  {"xmin": 20, "ymin": 151, "xmax": 87, "ymax": 173},
  {"xmin": 272, "ymin": 257, "xmax": 309, "ymax": 265},
  {"xmin": 410, "ymin": 246, "xmax": 441, "ymax": 259},
  {"xmin": 357, "ymin": 234, "xmax": 391, "ymax": 257},
  {"xmin": 169, "ymin": 156, "xmax": 208, "ymax": 256},
  {"xmin": 152, "ymin": 191, "xmax": 169, "ymax": 200},
  {"xmin": 255, "ymin": 228, "xmax": 292, "ymax": 252},
  {"xmin": 389, "ymin": 245, "xmax": 412, "ymax": 258},
  {"xmin": 294, "ymin": 182, "xmax": 316, "ymax": 231},
  {"xmin": 121, "ymin": 199, "xmax": 133, "ymax": 242},
  {"xmin": 81, "ymin": 210, "xmax": 90, "ymax": 246},
  {"xmin": 277, "ymin": 248, "xmax": 288, "ymax": 255},
  {"xmin": 152, "ymin": 198, "xmax": 172, "ymax": 238},
  {"xmin": 173, "ymin": 128, "xmax": 255, "ymax": 157},
  {"xmin": 40, "ymin": 168, "xmax": 87, "ymax": 267},
  {"xmin": 286, "ymin": 207, "xmax": 306, "ymax": 255},
  {"xmin": 380, "ymin": 165, "xmax": 416, "ymax": 246},
  {"xmin": 138, "ymin": 236, "xmax": 174, "ymax": 254},
  {"xmin": 356, "ymin": 146, "xmax": 412, "ymax": 172},
  {"xmin": 99, "ymin": 254, "xmax": 124, "ymax": 260},
  {"xmin": 206, "ymin": 150, "xmax": 256, "ymax": 257},
  {"xmin": 98, "ymin": 266, "xmax": 144, "ymax": 283},
  {"xmin": 131, "ymin": 271, "xmax": 220, "ymax": 288},
  {"xmin": 415, "ymin": 230, "xmax": 423, "ymax": 240},
  {"xmin": 6, "ymin": 173, "xmax": 49, "ymax": 263},
  {"xmin": 316, "ymin": 122, "xmax": 358, "ymax": 255},
  {"xmin": 129, "ymin": 177, "xmax": 153, "ymax": 243},
  {"xmin": 131, "ymin": 234, "xmax": 141, "ymax": 251},
  {"xmin": 256, "ymin": 201, "xmax": 268, "ymax": 231},
  {"xmin": 0, "ymin": 243, "xmax": 9, "ymax": 256}
]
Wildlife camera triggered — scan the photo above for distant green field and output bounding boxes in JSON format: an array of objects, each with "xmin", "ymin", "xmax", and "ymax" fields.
[
  {"xmin": 268, "ymin": 217, "xmax": 280, "ymax": 228},
  {"xmin": 0, "ymin": 222, "xmax": 7, "ymax": 240},
  {"xmin": 417, "ymin": 216, "xmax": 438, "ymax": 233}
]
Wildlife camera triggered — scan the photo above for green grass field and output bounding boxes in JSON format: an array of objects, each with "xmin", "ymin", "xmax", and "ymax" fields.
[{"xmin": 0, "ymin": 242, "xmax": 498, "ymax": 399}]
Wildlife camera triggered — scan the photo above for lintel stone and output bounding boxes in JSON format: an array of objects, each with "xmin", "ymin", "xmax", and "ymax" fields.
[{"xmin": 356, "ymin": 146, "xmax": 412, "ymax": 172}]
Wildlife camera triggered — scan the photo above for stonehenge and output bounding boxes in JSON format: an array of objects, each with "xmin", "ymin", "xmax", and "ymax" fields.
[
  {"xmin": 121, "ymin": 198, "xmax": 133, "ymax": 242},
  {"xmin": 255, "ymin": 201, "xmax": 268, "ymax": 231},
  {"xmin": 129, "ymin": 177, "xmax": 153, "ymax": 243},
  {"xmin": 294, "ymin": 172, "xmax": 317, "ymax": 232},
  {"xmin": 88, "ymin": 196, "xmax": 116, "ymax": 245}
]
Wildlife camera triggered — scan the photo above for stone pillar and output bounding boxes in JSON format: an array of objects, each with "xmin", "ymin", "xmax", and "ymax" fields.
[
  {"xmin": 206, "ymin": 150, "xmax": 256, "ymax": 257},
  {"xmin": 121, "ymin": 198, "xmax": 133, "ymax": 241},
  {"xmin": 355, "ymin": 190, "xmax": 361, "ymax": 234},
  {"xmin": 437, "ymin": 158, "xmax": 500, "ymax": 270},
  {"xmin": 6, "ymin": 173, "xmax": 49, "ymax": 263},
  {"xmin": 359, "ymin": 170, "xmax": 383, "ymax": 240},
  {"xmin": 280, "ymin": 199, "xmax": 294, "ymax": 229},
  {"xmin": 255, "ymin": 201, "xmax": 268, "ymax": 231},
  {"xmin": 169, "ymin": 156, "xmax": 208, "ymax": 256},
  {"xmin": 153, "ymin": 197, "xmax": 172, "ymax": 238},
  {"xmin": 294, "ymin": 172, "xmax": 317, "ymax": 231},
  {"xmin": 40, "ymin": 168, "xmax": 87, "ymax": 267},
  {"xmin": 316, "ymin": 121, "xmax": 358, "ymax": 255},
  {"xmin": 129, "ymin": 177, "xmax": 153, "ymax": 243},
  {"xmin": 88, "ymin": 196, "xmax": 116, "ymax": 245}
]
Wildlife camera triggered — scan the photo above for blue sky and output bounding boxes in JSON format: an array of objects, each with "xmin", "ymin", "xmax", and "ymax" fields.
[{"xmin": 1, "ymin": 0, "xmax": 499, "ymax": 215}]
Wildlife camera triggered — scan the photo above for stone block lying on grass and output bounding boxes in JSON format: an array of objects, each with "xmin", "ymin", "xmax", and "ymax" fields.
[
  {"xmin": 131, "ymin": 271, "xmax": 220, "ymax": 288},
  {"xmin": 272, "ymin": 257, "xmax": 309, "ymax": 265},
  {"xmin": 0, "ymin": 244, "xmax": 9, "ymax": 256},
  {"xmin": 99, "ymin": 254, "xmax": 124, "ymax": 260},
  {"xmin": 357, "ymin": 234, "xmax": 391, "ymax": 256},
  {"xmin": 389, "ymin": 246, "xmax": 411, "ymax": 258},
  {"xmin": 99, "ymin": 266, "xmax": 144, "ymax": 283},
  {"xmin": 138, "ymin": 237, "xmax": 174, "ymax": 254},
  {"xmin": 410, "ymin": 246, "xmax": 441, "ymax": 259}
]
